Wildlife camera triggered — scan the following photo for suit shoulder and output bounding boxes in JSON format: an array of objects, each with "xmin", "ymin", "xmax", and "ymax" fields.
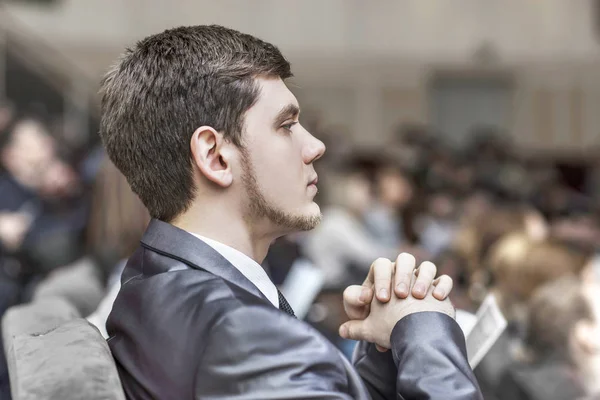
[{"xmin": 110, "ymin": 260, "xmax": 275, "ymax": 336}]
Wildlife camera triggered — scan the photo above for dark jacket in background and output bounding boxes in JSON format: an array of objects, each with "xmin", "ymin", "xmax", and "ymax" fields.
[
  {"xmin": 498, "ymin": 360, "xmax": 586, "ymax": 400},
  {"xmin": 0, "ymin": 174, "xmax": 88, "ymax": 276}
]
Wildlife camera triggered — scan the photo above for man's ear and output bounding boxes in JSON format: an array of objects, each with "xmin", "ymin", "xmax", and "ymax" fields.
[{"xmin": 190, "ymin": 126, "xmax": 233, "ymax": 188}]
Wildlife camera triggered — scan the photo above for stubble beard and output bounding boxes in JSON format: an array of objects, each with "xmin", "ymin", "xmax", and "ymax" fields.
[{"xmin": 239, "ymin": 147, "xmax": 322, "ymax": 232}]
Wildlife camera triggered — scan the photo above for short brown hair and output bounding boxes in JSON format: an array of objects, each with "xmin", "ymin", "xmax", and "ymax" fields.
[
  {"xmin": 491, "ymin": 237, "xmax": 588, "ymax": 302},
  {"xmin": 526, "ymin": 276, "xmax": 592, "ymax": 361},
  {"xmin": 99, "ymin": 25, "xmax": 292, "ymax": 221}
]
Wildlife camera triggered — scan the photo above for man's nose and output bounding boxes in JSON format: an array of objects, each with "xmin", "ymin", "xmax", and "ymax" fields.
[{"xmin": 303, "ymin": 133, "xmax": 326, "ymax": 164}]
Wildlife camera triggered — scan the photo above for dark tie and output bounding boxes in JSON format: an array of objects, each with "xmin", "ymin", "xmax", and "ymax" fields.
[{"xmin": 277, "ymin": 289, "xmax": 296, "ymax": 318}]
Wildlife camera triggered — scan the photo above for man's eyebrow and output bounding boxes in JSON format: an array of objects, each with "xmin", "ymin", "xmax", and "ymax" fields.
[{"xmin": 273, "ymin": 104, "xmax": 300, "ymax": 128}]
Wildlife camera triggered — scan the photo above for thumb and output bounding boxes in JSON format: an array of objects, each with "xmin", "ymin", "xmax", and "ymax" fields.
[{"xmin": 339, "ymin": 320, "xmax": 371, "ymax": 342}]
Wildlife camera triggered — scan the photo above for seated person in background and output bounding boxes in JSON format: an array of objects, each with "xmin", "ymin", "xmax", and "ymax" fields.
[
  {"xmin": 499, "ymin": 276, "xmax": 600, "ymax": 400},
  {"xmin": 305, "ymin": 166, "xmax": 401, "ymax": 289},
  {"xmin": 364, "ymin": 164, "xmax": 413, "ymax": 249},
  {"xmin": 101, "ymin": 25, "xmax": 481, "ymax": 399},
  {"xmin": 418, "ymin": 189, "xmax": 459, "ymax": 258},
  {"xmin": 476, "ymin": 234, "xmax": 591, "ymax": 400},
  {"xmin": 85, "ymin": 158, "xmax": 150, "ymax": 336},
  {"xmin": 0, "ymin": 115, "xmax": 86, "ymax": 277},
  {"xmin": 35, "ymin": 157, "xmax": 150, "ymax": 330},
  {"xmin": 0, "ymin": 110, "xmax": 85, "ymax": 400}
]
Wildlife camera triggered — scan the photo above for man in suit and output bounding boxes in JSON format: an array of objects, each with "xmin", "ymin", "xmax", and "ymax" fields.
[{"xmin": 101, "ymin": 25, "xmax": 482, "ymax": 399}]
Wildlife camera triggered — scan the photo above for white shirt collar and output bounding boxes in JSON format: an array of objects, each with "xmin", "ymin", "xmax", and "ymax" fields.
[{"xmin": 190, "ymin": 233, "xmax": 279, "ymax": 308}]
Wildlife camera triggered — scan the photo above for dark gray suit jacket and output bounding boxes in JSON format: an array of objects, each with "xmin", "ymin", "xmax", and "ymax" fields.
[{"xmin": 107, "ymin": 219, "xmax": 482, "ymax": 399}]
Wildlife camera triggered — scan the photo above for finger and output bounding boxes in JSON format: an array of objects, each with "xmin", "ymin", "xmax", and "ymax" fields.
[
  {"xmin": 339, "ymin": 320, "xmax": 371, "ymax": 342},
  {"xmin": 393, "ymin": 253, "xmax": 416, "ymax": 299},
  {"xmin": 372, "ymin": 258, "xmax": 394, "ymax": 302},
  {"xmin": 361, "ymin": 263, "xmax": 375, "ymax": 289},
  {"xmin": 343, "ymin": 285, "xmax": 372, "ymax": 320},
  {"xmin": 375, "ymin": 345, "xmax": 389, "ymax": 352},
  {"xmin": 412, "ymin": 261, "xmax": 437, "ymax": 299},
  {"xmin": 362, "ymin": 257, "xmax": 388, "ymax": 288},
  {"xmin": 432, "ymin": 275, "xmax": 453, "ymax": 300}
]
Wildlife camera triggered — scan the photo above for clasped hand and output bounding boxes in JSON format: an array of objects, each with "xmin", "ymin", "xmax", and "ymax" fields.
[{"xmin": 340, "ymin": 253, "xmax": 455, "ymax": 350}]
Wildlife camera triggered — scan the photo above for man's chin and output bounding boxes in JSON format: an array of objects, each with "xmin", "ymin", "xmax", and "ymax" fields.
[
  {"xmin": 300, "ymin": 212, "xmax": 323, "ymax": 231},
  {"xmin": 302, "ymin": 203, "xmax": 323, "ymax": 230},
  {"xmin": 258, "ymin": 201, "xmax": 322, "ymax": 233},
  {"xmin": 285, "ymin": 209, "xmax": 322, "ymax": 232}
]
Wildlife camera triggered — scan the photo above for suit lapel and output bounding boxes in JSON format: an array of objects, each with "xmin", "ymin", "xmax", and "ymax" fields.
[
  {"xmin": 139, "ymin": 219, "xmax": 269, "ymax": 303},
  {"xmin": 139, "ymin": 221, "xmax": 370, "ymax": 398}
]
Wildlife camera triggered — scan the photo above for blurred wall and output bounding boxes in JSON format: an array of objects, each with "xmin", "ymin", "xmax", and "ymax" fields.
[{"xmin": 3, "ymin": 0, "xmax": 600, "ymax": 152}]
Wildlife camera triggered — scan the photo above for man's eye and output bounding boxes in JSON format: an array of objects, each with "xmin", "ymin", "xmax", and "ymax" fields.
[{"xmin": 281, "ymin": 122, "xmax": 297, "ymax": 132}]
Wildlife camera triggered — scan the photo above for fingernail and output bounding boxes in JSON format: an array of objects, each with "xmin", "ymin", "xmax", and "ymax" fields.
[
  {"xmin": 396, "ymin": 283, "xmax": 408, "ymax": 295},
  {"xmin": 379, "ymin": 288, "xmax": 389, "ymax": 299},
  {"xmin": 359, "ymin": 288, "xmax": 370, "ymax": 303},
  {"xmin": 340, "ymin": 325, "xmax": 348, "ymax": 337},
  {"xmin": 414, "ymin": 283, "xmax": 426, "ymax": 296},
  {"xmin": 434, "ymin": 287, "xmax": 445, "ymax": 298},
  {"xmin": 376, "ymin": 345, "xmax": 388, "ymax": 352}
]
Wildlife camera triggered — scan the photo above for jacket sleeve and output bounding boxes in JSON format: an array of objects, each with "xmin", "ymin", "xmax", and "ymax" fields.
[
  {"xmin": 353, "ymin": 312, "xmax": 483, "ymax": 400},
  {"xmin": 353, "ymin": 340, "xmax": 397, "ymax": 400},
  {"xmin": 196, "ymin": 304, "xmax": 367, "ymax": 400}
]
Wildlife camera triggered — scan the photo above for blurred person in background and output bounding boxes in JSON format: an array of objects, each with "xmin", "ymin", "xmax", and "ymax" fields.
[
  {"xmin": 0, "ymin": 111, "xmax": 86, "ymax": 400},
  {"xmin": 581, "ymin": 252, "xmax": 600, "ymax": 286},
  {"xmin": 550, "ymin": 207, "xmax": 600, "ymax": 253},
  {"xmin": 432, "ymin": 249, "xmax": 475, "ymax": 324},
  {"xmin": 0, "ymin": 115, "xmax": 86, "ymax": 280},
  {"xmin": 0, "ymin": 100, "xmax": 17, "ymax": 400},
  {"xmin": 304, "ymin": 165, "xmax": 400, "ymax": 289},
  {"xmin": 452, "ymin": 205, "xmax": 546, "ymax": 298},
  {"xmin": 418, "ymin": 188, "xmax": 459, "ymax": 258},
  {"xmin": 34, "ymin": 157, "xmax": 150, "ymax": 333},
  {"xmin": 84, "ymin": 158, "xmax": 150, "ymax": 283},
  {"xmin": 459, "ymin": 189, "xmax": 495, "ymax": 225},
  {"xmin": 499, "ymin": 276, "xmax": 600, "ymax": 400},
  {"xmin": 100, "ymin": 25, "xmax": 478, "ymax": 399},
  {"xmin": 388, "ymin": 123, "xmax": 435, "ymax": 179},
  {"xmin": 85, "ymin": 158, "xmax": 150, "ymax": 337},
  {"xmin": 476, "ymin": 234, "xmax": 591, "ymax": 400},
  {"xmin": 451, "ymin": 206, "xmax": 524, "ymax": 289},
  {"xmin": 364, "ymin": 164, "xmax": 413, "ymax": 250},
  {"xmin": 304, "ymin": 164, "xmax": 408, "ymax": 350}
]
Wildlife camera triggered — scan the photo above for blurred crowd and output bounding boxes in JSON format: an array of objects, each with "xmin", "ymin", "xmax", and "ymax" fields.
[
  {"xmin": 1, "ymin": 98, "xmax": 600, "ymax": 399},
  {"xmin": 300, "ymin": 120, "xmax": 600, "ymax": 400}
]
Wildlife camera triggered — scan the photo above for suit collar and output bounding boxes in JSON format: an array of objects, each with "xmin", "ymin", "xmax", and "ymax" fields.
[{"xmin": 139, "ymin": 219, "xmax": 268, "ymax": 302}]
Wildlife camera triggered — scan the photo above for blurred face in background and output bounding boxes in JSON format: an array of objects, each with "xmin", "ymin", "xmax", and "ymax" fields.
[
  {"xmin": 523, "ymin": 208, "xmax": 548, "ymax": 241},
  {"xmin": 573, "ymin": 280, "xmax": 600, "ymax": 393},
  {"xmin": 1, "ymin": 120, "xmax": 80, "ymax": 199},
  {"xmin": 579, "ymin": 281, "xmax": 600, "ymax": 350},
  {"xmin": 428, "ymin": 193, "xmax": 455, "ymax": 219},
  {"xmin": 581, "ymin": 255, "xmax": 600, "ymax": 286},
  {"xmin": 377, "ymin": 169, "xmax": 413, "ymax": 209},
  {"xmin": 346, "ymin": 173, "xmax": 372, "ymax": 214},
  {"xmin": 1, "ymin": 120, "xmax": 56, "ymax": 190},
  {"xmin": 39, "ymin": 158, "xmax": 80, "ymax": 200},
  {"xmin": 461, "ymin": 191, "xmax": 493, "ymax": 222}
]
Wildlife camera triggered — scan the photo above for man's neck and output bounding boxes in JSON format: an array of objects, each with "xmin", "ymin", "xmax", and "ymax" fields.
[{"xmin": 171, "ymin": 203, "xmax": 274, "ymax": 264}]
